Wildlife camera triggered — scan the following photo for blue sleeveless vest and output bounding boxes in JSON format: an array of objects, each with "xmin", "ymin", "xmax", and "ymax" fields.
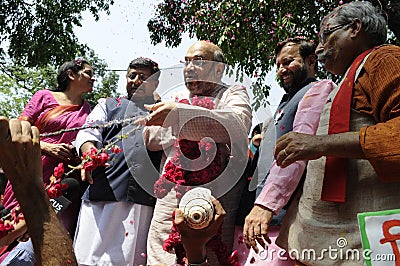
[{"xmin": 83, "ymin": 97, "xmax": 161, "ymax": 206}]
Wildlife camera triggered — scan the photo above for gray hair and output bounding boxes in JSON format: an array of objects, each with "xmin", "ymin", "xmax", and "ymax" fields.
[
  {"xmin": 321, "ymin": 1, "xmax": 387, "ymax": 46},
  {"xmin": 213, "ymin": 49, "xmax": 226, "ymax": 64}
]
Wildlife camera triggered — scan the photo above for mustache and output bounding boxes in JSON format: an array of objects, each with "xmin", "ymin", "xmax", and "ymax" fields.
[{"xmin": 184, "ymin": 69, "xmax": 198, "ymax": 77}]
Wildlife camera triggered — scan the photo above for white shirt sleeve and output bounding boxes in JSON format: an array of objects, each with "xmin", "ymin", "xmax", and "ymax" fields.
[{"xmin": 175, "ymin": 85, "xmax": 252, "ymax": 143}]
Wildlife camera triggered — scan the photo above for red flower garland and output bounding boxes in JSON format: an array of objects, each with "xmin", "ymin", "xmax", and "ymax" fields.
[
  {"xmin": 154, "ymin": 96, "xmax": 222, "ymax": 199},
  {"xmin": 0, "ymin": 221, "xmax": 14, "ymax": 239},
  {"xmin": 45, "ymin": 146, "xmax": 122, "ymax": 198},
  {"xmin": 0, "ymin": 207, "xmax": 24, "ymax": 238},
  {"xmin": 154, "ymin": 96, "xmax": 239, "ymax": 265}
]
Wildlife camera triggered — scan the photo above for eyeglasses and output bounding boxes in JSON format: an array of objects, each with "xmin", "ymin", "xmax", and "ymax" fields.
[
  {"xmin": 127, "ymin": 73, "xmax": 148, "ymax": 82},
  {"xmin": 181, "ymin": 57, "xmax": 205, "ymax": 67},
  {"xmin": 81, "ymin": 70, "xmax": 94, "ymax": 78},
  {"xmin": 319, "ymin": 21, "xmax": 353, "ymax": 45}
]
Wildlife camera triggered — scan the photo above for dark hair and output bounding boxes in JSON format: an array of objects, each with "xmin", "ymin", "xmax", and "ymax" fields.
[
  {"xmin": 53, "ymin": 58, "xmax": 91, "ymax": 92},
  {"xmin": 321, "ymin": 1, "xmax": 387, "ymax": 46},
  {"xmin": 252, "ymin": 123, "xmax": 262, "ymax": 137},
  {"xmin": 275, "ymin": 37, "xmax": 317, "ymax": 71},
  {"xmin": 127, "ymin": 57, "xmax": 161, "ymax": 79}
]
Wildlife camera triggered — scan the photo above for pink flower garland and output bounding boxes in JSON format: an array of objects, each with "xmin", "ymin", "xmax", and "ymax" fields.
[{"xmin": 154, "ymin": 96, "xmax": 239, "ymax": 265}]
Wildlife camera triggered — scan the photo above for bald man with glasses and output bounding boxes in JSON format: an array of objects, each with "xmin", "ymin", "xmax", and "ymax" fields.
[{"xmin": 141, "ymin": 41, "xmax": 252, "ymax": 265}]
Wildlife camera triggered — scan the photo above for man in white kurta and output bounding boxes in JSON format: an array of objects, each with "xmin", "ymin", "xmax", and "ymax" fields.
[
  {"xmin": 142, "ymin": 41, "xmax": 252, "ymax": 265},
  {"xmin": 73, "ymin": 58, "xmax": 161, "ymax": 266}
]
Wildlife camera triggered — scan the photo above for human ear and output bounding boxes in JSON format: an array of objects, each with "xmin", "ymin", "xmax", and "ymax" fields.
[
  {"xmin": 306, "ymin": 54, "xmax": 317, "ymax": 68},
  {"xmin": 67, "ymin": 69, "xmax": 75, "ymax": 81},
  {"xmin": 349, "ymin": 18, "xmax": 362, "ymax": 38},
  {"xmin": 214, "ymin": 63, "xmax": 225, "ymax": 78}
]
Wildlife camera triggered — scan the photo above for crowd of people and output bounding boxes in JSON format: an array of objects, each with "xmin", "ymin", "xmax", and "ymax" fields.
[{"xmin": 0, "ymin": 1, "xmax": 399, "ymax": 266}]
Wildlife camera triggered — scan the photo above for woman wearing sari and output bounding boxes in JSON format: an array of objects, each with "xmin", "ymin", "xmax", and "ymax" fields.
[{"xmin": 0, "ymin": 59, "xmax": 94, "ymax": 264}]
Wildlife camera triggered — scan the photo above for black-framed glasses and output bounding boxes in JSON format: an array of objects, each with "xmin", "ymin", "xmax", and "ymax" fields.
[
  {"xmin": 319, "ymin": 21, "xmax": 353, "ymax": 44},
  {"xmin": 181, "ymin": 57, "xmax": 205, "ymax": 67},
  {"xmin": 127, "ymin": 73, "xmax": 148, "ymax": 82}
]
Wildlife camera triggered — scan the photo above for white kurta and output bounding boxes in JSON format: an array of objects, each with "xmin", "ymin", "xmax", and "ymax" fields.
[
  {"xmin": 145, "ymin": 84, "xmax": 252, "ymax": 265},
  {"xmin": 73, "ymin": 201, "xmax": 153, "ymax": 266}
]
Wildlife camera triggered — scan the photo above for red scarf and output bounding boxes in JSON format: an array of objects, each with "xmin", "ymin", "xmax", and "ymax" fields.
[{"xmin": 321, "ymin": 47, "xmax": 376, "ymax": 203}]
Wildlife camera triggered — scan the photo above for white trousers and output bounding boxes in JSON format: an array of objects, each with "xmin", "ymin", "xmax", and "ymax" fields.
[{"xmin": 73, "ymin": 201, "xmax": 153, "ymax": 266}]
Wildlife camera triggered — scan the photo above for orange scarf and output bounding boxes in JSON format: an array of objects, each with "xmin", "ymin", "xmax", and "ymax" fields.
[{"xmin": 34, "ymin": 105, "xmax": 80, "ymax": 132}]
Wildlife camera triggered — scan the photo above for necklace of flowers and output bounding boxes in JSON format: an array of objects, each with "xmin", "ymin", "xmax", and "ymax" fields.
[{"xmin": 154, "ymin": 96, "xmax": 239, "ymax": 265}]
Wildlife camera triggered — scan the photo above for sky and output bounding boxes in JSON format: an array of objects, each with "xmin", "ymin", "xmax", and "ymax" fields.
[{"xmin": 74, "ymin": 0, "xmax": 284, "ymax": 114}]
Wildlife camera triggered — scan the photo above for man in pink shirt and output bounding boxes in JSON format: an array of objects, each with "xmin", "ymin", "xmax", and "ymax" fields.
[{"xmin": 243, "ymin": 37, "xmax": 336, "ymax": 265}]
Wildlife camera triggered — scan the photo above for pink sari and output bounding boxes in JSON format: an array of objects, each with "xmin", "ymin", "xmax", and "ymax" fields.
[
  {"xmin": 2, "ymin": 89, "xmax": 90, "ymax": 213},
  {"xmin": 34, "ymin": 103, "xmax": 91, "ymax": 183},
  {"xmin": 0, "ymin": 90, "xmax": 90, "ymax": 260}
]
